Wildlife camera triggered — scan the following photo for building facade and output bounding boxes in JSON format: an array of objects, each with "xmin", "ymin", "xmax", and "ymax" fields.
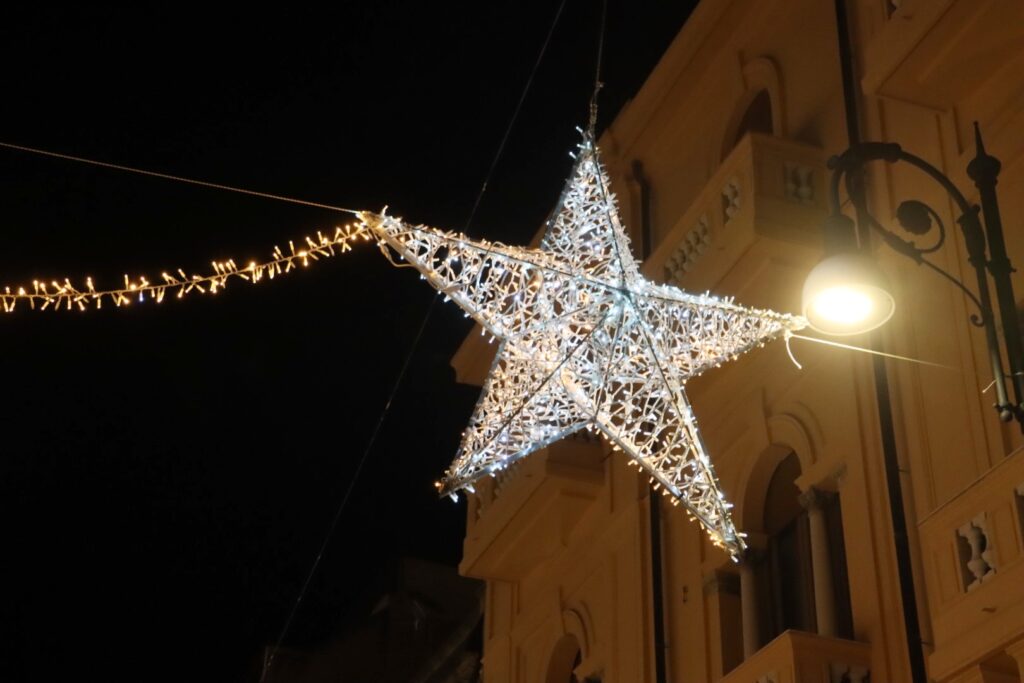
[{"xmin": 451, "ymin": 1, "xmax": 1024, "ymax": 681}]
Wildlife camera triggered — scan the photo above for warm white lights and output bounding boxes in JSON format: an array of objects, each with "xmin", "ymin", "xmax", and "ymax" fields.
[
  {"xmin": 359, "ymin": 135, "xmax": 807, "ymax": 558},
  {"xmin": 0, "ymin": 224, "xmax": 372, "ymax": 312},
  {"xmin": 802, "ymin": 252, "xmax": 895, "ymax": 336}
]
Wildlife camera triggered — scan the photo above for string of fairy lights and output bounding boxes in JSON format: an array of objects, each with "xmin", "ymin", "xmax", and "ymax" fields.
[{"xmin": 0, "ymin": 222, "xmax": 372, "ymax": 313}]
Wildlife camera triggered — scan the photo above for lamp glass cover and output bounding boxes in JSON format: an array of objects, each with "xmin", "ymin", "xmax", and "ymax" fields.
[{"xmin": 802, "ymin": 253, "xmax": 895, "ymax": 335}]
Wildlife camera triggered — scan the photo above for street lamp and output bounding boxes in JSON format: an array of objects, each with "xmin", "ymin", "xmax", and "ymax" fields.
[
  {"xmin": 802, "ymin": 223, "xmax": 894, "ymax": 336},
  {"xmin": 802, "ymin": 124, "xmax": 1024, "ymax": 426}
]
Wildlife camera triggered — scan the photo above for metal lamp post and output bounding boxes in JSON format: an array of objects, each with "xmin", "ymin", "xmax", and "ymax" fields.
[
  {"xmin": 803, "ymin": 124, "xmax": 1024, "ymax": 427},
  {"xmin": 801, "ymin": 118, "xmax": 1019, "ymax": 683},
  {"xmin": 819, "ymin": 4, "xmax": 1024, "ymax": 683}
]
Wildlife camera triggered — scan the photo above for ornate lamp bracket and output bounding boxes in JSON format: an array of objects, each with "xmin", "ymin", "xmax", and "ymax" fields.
[{"xmin": 824, "ymin": 131, "xmax": 1024, "ymax": 426}]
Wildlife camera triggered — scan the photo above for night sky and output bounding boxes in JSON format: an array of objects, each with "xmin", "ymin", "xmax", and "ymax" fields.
[{"xmin": 0, "ymin": 4, "xmax": 695, "ymax": 681}]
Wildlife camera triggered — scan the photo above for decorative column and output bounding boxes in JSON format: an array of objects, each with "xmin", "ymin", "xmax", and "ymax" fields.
[
  {"xmin": 739, "ymin": 553, "xmax": 759, "ymax": 658},
  {"xmin": 701, "ymin": 570, "xmax": 743, "ymax": 678},
  {"xmin": 799, "ymin": 487, "xmax": 837, "ymax": 637}
]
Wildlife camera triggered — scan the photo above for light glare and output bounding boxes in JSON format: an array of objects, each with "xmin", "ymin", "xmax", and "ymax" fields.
[
  {"xmin": 812, "ymin": 286, "xmax": 874, "ymax": 325},
  {"xmin": 802, "ymin": 252, "xmax": 895, "ymax": 335}
]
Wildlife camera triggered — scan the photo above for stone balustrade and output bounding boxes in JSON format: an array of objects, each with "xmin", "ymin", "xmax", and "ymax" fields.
[
  {"xmin": 920, "ymin": 449, "xmax": 1024, "ymax": 681},
  {"xmin": 720, "ymin": 630, "xmax": 871, "ymax": 683},
  {"xmin": 642, "ymin": 132, "xmax": 828, "ymax": 296}
]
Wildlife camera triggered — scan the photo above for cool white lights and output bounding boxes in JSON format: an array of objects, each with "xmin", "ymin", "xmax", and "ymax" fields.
[{"xmin": 359, "ymin": 135, "xmax": 807, "ymax": 558}]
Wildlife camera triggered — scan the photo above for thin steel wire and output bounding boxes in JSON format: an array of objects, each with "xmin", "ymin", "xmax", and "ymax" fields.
[
  {"xmin": 0, "ymin": 141, "xmax": 361, "ymax": 215},
  {"xmin": 587, "ymin": 0, "xmax": 607, "ymax": 133},
  {"xmin": 462, "ymin": 0, "xmax": 568, "ymax": 235},
  {"xmin": 259, "ymin": 295, "xmax": 436, "ymax": 682},
  {"xmin": 260, "ymin": 5, "xmax": 571, "ymax": 679},
  {"xmin": 786, "ymin": 331, "xmax": 958, "ymax": 371}
]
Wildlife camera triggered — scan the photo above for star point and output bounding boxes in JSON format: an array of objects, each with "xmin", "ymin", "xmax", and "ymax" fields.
[{"xmin": 359, "ymin": 136, "xmax": 806, "ymax": 558}]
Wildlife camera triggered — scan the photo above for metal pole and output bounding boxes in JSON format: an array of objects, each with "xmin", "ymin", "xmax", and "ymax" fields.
[
  {"xmin": 649, "ymin": 491, "xmax": 668, "ymax": 683},
  {"xmin": 967, "ymin": 124, "xmax": 1024, "ymax": 428},
  {"xmin": 833, "ymin": 2, "xmax": 929, "ymax": 682}
]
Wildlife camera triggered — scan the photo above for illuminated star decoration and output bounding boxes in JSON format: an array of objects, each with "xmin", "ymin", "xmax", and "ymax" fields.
[{"xmin": 359, "ymin": 134, "xmax": 806, "ymax": 558}]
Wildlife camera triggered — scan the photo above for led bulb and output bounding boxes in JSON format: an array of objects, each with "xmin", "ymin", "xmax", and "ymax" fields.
[
  {"xmin": 811, "ymin": 286, "xmax": 874, "ymax": 325},
  {"xmin": 802, "ymin": 253, "xmax": 895, "ymax": 335}
]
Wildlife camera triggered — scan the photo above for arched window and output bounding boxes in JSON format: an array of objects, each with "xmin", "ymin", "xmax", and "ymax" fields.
[
  {"xmin": 750, "ymin": 452, "xmax": 854, "ymax": 644},
  {"xmin": 756, "ymin": 452, "xmax": 815, "ymax": 639},
  {"xmin": 546, "ymin": 634, "xmax": 582, "ymax": 683},
  {"xmin": 735, "ymin": 90, "xmax": 774, "ymax": 143},
  {"xmin": 722, "ymin": 89, "xmax": 775, "ymax": 160}
]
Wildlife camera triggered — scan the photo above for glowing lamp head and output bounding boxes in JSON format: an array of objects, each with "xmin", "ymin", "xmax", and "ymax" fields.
[
  {"xmin": 812, "ymin": 286, "xmax": 874, "ymax": 324},
  {"xmin": 802, "ymin": 252, "xmax": 894, "ymax": 335}
]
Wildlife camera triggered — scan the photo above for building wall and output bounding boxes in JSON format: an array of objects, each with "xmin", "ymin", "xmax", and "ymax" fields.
[{"xmin": 453, "ymin": 0, "xmax": 1024, "ymax": 681}]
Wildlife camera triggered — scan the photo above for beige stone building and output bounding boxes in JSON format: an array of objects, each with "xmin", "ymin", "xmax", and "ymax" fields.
[{"xmin": 451, "ymin": 1, "xmax": 1024, "ymax": 681}]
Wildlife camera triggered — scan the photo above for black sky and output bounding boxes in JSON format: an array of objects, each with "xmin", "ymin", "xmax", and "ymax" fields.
[{"xmin": 0, "ymin": 4, "xmax": 695, "ymax": 681}]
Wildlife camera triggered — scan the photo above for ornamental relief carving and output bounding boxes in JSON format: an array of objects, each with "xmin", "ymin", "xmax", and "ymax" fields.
[
  {"xmin": 956, "ymin": 512, "xmax": 996, "ymax": 591},
  {"xmin": 663, "ymin": 214, "xmax": 711, "ymax": 285}
]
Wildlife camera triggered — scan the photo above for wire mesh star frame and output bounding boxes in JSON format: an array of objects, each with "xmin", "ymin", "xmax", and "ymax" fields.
[{"xmin": 358, "ymin": 134, "xmax": 806, "ymax": 558}]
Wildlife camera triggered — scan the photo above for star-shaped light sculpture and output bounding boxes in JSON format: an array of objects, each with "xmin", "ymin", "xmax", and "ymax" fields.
[{"xmin": 358, "ymin": 135, "xmax": 806, "ymax": 558}]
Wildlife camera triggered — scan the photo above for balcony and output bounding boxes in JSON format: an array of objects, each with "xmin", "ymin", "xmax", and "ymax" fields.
[
  {"xmin": 919, "ymin": 449, "xmax": 1024, "ymax": 681},
  {"xmin": 642, "ymin": 132, "xmax": 827, "ymax": 296},
  {"xmin": 720, "ymin": 630, "xmax": 871, "ymax": 683},
  {"xmin": 460, "ymin": 434, "xmax": 605, "ymax": 582},
  {"xmin": 860, "ymin": 0, "xmax": 1024, "ymax": 109}
]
